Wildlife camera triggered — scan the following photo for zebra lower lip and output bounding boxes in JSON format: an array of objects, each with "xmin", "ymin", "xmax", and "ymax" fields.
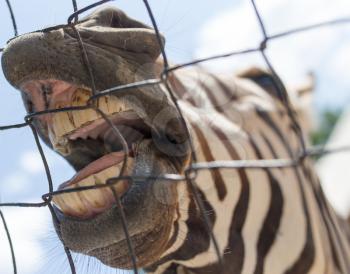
[{"xmin": 52, "ymin": 152, "xmax": 134, "ymax": 219}]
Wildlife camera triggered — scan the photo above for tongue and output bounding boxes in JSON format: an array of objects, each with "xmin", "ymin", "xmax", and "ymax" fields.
[{"xmin": 59, "ymin": 151, "xmax": 127, "ymax": 190}]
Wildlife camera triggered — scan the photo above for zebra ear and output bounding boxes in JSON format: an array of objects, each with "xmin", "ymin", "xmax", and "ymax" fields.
[
  {"xmin": 238, "ymin": 67, "xmax": 315, "ymax": 134},
  {"xmin": 237, "ymin": 67, "xmax": 280, "ymax": 97},
  {"xmin": 74, "ymin": 7, "xmax": 165, "ymax": 61},
  {"xmin": 237, "ymin": 66, "xmax": 315, "ymax": 104}
]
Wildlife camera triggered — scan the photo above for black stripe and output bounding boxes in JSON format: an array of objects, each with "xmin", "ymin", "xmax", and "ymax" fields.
[
  {"xmin": 162, "ymin": 263, "xmax": 177, "ymax": 274},
  {"xmin": 162, "ymin": 263, "xmax": 192, "ymax": 274},
  {"xmin": 178, "ymin": 124, "xmax": 249, "ymax": 274},
  {"xmin": 318, "ymin": 189, "xmax": 350, "ymax": 272},
  {"xmin": 198, "ymin": 74, "xmax": 238, "ymax": 115},
  {"xmin": 198, "ymin": 80, "xmax": 223, "ymax": 113},
  {"xmin": 260, "ymin": 132, "xmax": 286, "ymax": 174},
  {"xmin": 260, "ymin": 132, "xmax": 279, "ymax": 160},
  {"xmin": 250, "ymin": 138, "xmax": 284, "ymax": 274},
  {"xmin": 164, "ymin": 206, "xmax": 181, "ymax": 251},
  {"xmin": 317, "ymin": 185, "xmax": 350, "ymax": 271},
  {"xmin": 162, "ymin": 263, "xmax": 190, "ymax": 274},
  {"xmin": 146, "ymin": 188, "xmax": 215, "ymax": 272},
  {"xmin": 192, "ymin": 124, "xmax": 227, "ymax": 201},
  {"xmin": 169, "ymin": 73, "xmax": 197, "ymax": 106},
  {"xmin": 302, "ymin": 165, "xmax": 342, "ymax": 271},
  {"xmin": 305, "ymin": 162, "xmax": 350, "ymax": 271},
  {"xmin": 214, "ymin": 126, "xmax": 250, "ymax": 274},
  {"xmin": 209, "ymin": 73, "xmax": 238, "ymax": 102},
  {"xmin": 256, "ymin": 109, "xmax": 315, "ymax": 273}
]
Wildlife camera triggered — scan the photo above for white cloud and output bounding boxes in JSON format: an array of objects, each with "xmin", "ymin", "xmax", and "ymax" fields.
[
  {"xmin": 0, "ymin": 149, "xmax": 65, "ymax": 198},
  {"xmin": 328, "ymin": 43, "xmax": 350, "ymax": 87},
  {"xmin": 195, "ymin": 0, "xmax": 350, "ymax": 104},
  {"xmin": 0, "ymin": 207, "xmax": 50, "ymax": 274},
  {"xmin": 20, "ymin": 151, "xmax": 45, "ymax": 175},
  {"xmin": 0, "ymin": 173, "xmax": 30, "ymax": 195},
  {"xmin": 0, "ymin": 150, "xmax": 55, "ymax": 197}
]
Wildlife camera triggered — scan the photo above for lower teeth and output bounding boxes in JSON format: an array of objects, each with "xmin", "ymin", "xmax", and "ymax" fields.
[{"xmin": 53, "ymin": 159, "xmax": 133, "ymax": 218}]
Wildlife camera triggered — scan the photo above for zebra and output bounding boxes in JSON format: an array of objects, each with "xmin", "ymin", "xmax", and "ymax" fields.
[{"xmin": 1, "ymin": 6, "xmax": 350, "ymax": 274}]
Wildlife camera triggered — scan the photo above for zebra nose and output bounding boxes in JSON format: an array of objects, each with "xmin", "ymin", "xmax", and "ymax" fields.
[{"xmin": 1, "ymin": 30, "xmax": 65, "ymax": 89}]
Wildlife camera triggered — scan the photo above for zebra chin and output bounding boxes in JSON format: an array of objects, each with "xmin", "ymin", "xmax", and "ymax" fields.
[
  {"xmin": 52, "ymin": 139, "xmax": 182, "ymax": 269},
  {"xmin": 44, "ymin": 106, "xmax": 191, "ymax": 268}
]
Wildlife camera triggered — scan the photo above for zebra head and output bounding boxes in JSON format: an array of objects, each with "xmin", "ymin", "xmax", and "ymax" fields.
[
  {"xmin": 1, "ymin": 6, "xmax": 193, "ymax": 270},
  {"xmin": 3, "ymin": 5, "xmax": 350, "ymax": 274}
]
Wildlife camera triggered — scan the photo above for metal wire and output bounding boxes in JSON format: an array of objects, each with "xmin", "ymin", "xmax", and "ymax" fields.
[
  {"xmin": 0, "ymin": 210, "xmax": 17, "ymax": 274},
  {"xmin": 4, "ymin": 0, "xmax": 18, "ymax": 36},
  {"xmin": 0, "ymin": 0, "xmax": 350, "ymax": 273}
]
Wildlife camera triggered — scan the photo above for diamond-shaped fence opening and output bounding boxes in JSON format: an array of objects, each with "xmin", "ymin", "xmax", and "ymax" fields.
[{"xmin": 0, "ymin": 0, "xmax": 350, "ymax": 273}]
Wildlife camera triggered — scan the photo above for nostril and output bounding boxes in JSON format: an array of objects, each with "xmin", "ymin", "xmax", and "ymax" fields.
[{"xmin": 41, "ymin": 83, "xmax": 53, "ymax": 110}]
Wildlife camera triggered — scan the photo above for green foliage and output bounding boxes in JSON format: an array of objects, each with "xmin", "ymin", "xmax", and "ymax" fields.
[{"xmin": 311, "ymin": 109, "xmax": 342, "ymax": 146}]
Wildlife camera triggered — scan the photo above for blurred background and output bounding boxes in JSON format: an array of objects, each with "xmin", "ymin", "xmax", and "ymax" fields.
[{"xmin": 0, "ymin": 0, "xmax": 349, "ymax": 273}]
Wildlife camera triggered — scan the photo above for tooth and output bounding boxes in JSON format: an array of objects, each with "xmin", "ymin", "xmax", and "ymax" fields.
[
  {"xmin": 49, "ymin": 88, "xmax": 132, "ymax": 146},
  {"xmin": 111, "ymin": 97, "xmax": 125, "ymax": 114},
  {"xmin": 52, "ymin": 139, "xmax": 70, "ymax": 155},
  {"xmin": 98, "ymin": 96, "xmax": 111, "ymax": 114},
  {"xmin": 72, "ymin": 108, "xmax": 100, "ymax": 129},
  {"xmin": 98, "ymin": 96, "xmax": 130, "ymax": 115},
  {"xmin": 49, "ymin": 123, "xmax": 71, "ymax": 155},
  {"xmin": 53, "ymin": 188, "xmax": 87, "ymax": 216},
  {"xmin": 104, "ymin": 165, "xmax": 121, "ymax": 180},
  {"xmin": 113, "ymin": 180, "xmax": 129, "ymax": 197},
  {"xmin": 52, "ymin": 195, "xmax": 74, "ymax": 214},
  {"xmin": 72, "ymin": 88, "xmax": 91, "ymax": 104},
  {"xmin": 95, "ymin": 165, "xmax": 128, "ymax": 196},
  {"xmin": 52, "ymin": 195, "xmax": 71, "ymax": 213},
  {"xmin": 71, "ymin": 89, "xmax": 100, "ymax": 128},
  {"xmin": 94, "ymin": 165, "xmax": 119, "ymax": 195},
  {"xmin": 94, "ymin": 174, "xmax": 115, "ymax": 202},
  {"xmin": 52, "ymin": 106, "xmax": 76, "ymax": 138},
  {"xmin": 76, "ymin": 176, "xmax": 108, "ymax": 208},
  {"xmin": 106, "ymin": 161, "xmax": 133, "ymax": 195}
]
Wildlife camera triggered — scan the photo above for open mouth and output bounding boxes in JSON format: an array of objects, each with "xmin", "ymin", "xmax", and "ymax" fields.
[
  {"xmin": 2, "ymin": 6, "xmax": 190, "ymax": 268},
  {"xmin": 22, "ymin": 80, "xmax": 153, "ymax": 219}
]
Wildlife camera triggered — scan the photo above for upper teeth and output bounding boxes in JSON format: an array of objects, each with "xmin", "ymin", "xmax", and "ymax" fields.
[{"xmin": 48, "ymin": 88, "xmax": 130, "ymax": 154}]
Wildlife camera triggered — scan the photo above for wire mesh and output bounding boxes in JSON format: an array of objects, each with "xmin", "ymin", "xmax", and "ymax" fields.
[{"xmin": 0, "ymin": 0, "xmax": 350, "ymax": 273}]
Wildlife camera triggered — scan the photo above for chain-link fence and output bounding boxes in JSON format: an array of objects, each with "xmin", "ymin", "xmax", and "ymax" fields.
[{"xmin": 1, "ymin": 0, "xmax": 350, "ymax": 273}]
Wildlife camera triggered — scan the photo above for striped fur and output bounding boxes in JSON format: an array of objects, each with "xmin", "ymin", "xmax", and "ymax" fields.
[{"xmin": 145, "ymin": 67, "xmax": 350, "ymax": 274}]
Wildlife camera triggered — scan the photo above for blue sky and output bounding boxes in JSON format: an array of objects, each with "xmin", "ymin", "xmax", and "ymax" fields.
[{"xmin": 0, "ymin": 0, "xmax": 349, "ymax": 273}]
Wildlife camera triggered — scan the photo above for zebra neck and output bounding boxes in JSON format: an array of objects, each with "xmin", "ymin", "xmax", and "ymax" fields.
[{"xmin": 145, "ymin": 71, "xmax": 350, "ymax": 274}]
